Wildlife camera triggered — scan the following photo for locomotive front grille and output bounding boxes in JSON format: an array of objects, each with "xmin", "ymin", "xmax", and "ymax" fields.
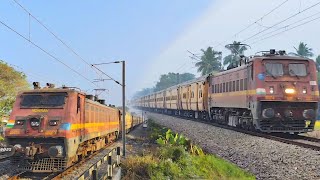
[
  {"xmin": 12, "ymin": 157, "xmax": 67, "ymax": 172},
  {"xmin": 259, "ymin": 119, "xmax": 309, "ymax": 131}
]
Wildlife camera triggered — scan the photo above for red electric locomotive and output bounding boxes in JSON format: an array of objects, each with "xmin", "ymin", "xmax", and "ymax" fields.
[
  {"xmin": 209, "ymin": 50, "xmax": 319, "ymax": 133},
  {"xmin": 5, "ymin": 83, "xmax": 121, "ymax": 172},
  {"xmin": 133, "ymin": 49, "xmax": 319, "ymax": 134}
]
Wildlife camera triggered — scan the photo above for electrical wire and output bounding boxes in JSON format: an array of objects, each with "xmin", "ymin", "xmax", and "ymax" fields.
[
  {"xmin": 251, "ymin": 14, "xmax": 320, "ymax": 45},
  {"xmin": 248, "ymin": 10, "xmax": 320, "ymax": 44},
  {"xmin": 242, "ymin": 1, "xmax": 320, "ymax": 42},
  {"xmin": 0, "ymin": 19, "xmax": 99, "ymax": 88},
  {"xmin": 11, "ymin": 0, "xmax": 104, "ymax": 77}
]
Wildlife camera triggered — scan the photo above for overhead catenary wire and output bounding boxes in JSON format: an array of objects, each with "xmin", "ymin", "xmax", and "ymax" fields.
[
  {"xmin": 250, "ymin": 14, "xmax": 320, "ymax": 45},
  {"xmin": 11, "ymin": 0, "xmax": 103, "ymax": 76},
  {"xmin": 247, "ymin": 10, "xmax": 320, "ymax": 44},
  {"xmin": 234, "ymin": 0, "xmax": 290, "ymax": 37},
  {"xmin": 0, "ymin": 19, "xmax": 99, "ymax": 88},
  {"xmin": 242, "ymin": 1, "xmax": 320, "ymax": 43},
  {"xmin": 213, "ymin": 0, "xmax": 290, "ymax": 48}
]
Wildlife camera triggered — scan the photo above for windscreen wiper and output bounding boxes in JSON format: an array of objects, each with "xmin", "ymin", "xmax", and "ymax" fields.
[
  {"xmin": 265, "ymin": 70, "xmax": 276, "ymax": 79},
  {"xmin": 289, "ymin": 69, "xmax": 300, "ymax": 79}
]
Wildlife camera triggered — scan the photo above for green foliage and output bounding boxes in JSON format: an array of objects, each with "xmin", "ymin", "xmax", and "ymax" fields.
[
  {"xmin": 290, "ymin": 42, "xmax": 314, "ymax": 58},
  {"xmin": 316, "ymin": 55, "xmax": 320, "ymax": 72},
  {"xmin": 195, "ymin": 47, "xmax": 222, "ymax": 76},
  {"xmin": 0, "ymin": 60, "xmax": 29, "ymax": 117},
  {"xmin": 148, "ymin": 146, "xmax": 255, "ymax": 180},
  {"xmin": 133, "ymin": 72, "xmax": 195, "ymax": 97},
  {"xmin": 154, "ymin": 72, "xmax": 195, "ymax": 92},
  {"xmin": 156, "ymin": 129, "xmax": 188, "ymax": 147},
  {"xmin": 223, "ymin": 41, "xmax": 248, "ymax": 69},
  {"xmin": 0, "ymin": 136, "xmax": 4, "ymax": 141},
  {"xmin": 132, "ymin": 87, "xmax": 155, "ymax": 99},
  {"xmin": 122, "ymin": 121, "xmax": 255, "ymax": 180}
]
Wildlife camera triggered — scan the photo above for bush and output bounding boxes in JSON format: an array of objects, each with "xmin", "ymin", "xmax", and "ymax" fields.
[{"xmin": 122, "ymin": 121, "xmax": 255, "ymax": 180}]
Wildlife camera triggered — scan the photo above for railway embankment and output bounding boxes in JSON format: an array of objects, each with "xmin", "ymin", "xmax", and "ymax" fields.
[
  {"xmin": 121, "ymin": 120, "xmax": 254, "ymax": 179},
  {"xmin": 147, "ymin": 112, "xmax": 320, "ymax": 180}
]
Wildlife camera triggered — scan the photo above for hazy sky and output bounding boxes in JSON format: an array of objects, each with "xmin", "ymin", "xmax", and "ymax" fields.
[{"xmin": 1, "ymin": 0, "xmax": 320, "ymax": 105}]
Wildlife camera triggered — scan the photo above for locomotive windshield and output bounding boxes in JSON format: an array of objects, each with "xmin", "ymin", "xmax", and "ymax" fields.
[
  {"xmin": 289, "ymin": 63, "xmax": 307, "ymax": 76},
  {"xmin": 20, "ymin": 93, "xmax": 67, "ymax": 108},
  {"xmin": 265, "ymin": 63, "xmax": 284, "ymax": 77}
]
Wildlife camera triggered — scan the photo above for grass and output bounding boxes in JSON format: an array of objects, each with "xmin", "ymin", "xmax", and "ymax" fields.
[{"xmin": 122, "ymin": 120, "xmax": 255, "ymax": 180}]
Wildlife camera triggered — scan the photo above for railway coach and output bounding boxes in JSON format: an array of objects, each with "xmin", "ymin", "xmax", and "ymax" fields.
[{"xmin": 4, "ymin": 83, "xmax": 138, "ymax": 172}]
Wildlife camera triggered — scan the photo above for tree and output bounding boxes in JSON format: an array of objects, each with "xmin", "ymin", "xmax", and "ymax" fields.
[
  {"xmin": 223, "ymin": 41, "xmax": 247, "ymax": 69},
  {"xmin": 290, "ymin": 42, "xmax": 314, "ymax": 58},
  {"xmin": 154, "ymin": 72, "xmax": 195, "ymax": 91},
  {"xmin": 316, "ymin": 55, "xmax": 320, "ymax": 71},
  {"xmin": 195, "ymin": 47, "xmax": 222, "ymax": 76},
  {"xmin": 132, "ymin": 87, "xmax": 155, "ymax": 99},
  {"xmin": 0, "ymin": 60, "xmax": 29, "ymax": 118}
]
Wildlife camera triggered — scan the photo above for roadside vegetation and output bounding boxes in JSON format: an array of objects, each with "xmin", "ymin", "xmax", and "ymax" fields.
[{"xmin": 122, "ymin": 121, "xmax": 255, "ymax": 180}]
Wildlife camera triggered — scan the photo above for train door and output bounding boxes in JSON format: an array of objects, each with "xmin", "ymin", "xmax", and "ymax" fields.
[
  {"xmin": 77, "ymin": 94, "xmax": 85, "ymax": 142},
  {"xmin": 246, "ymin": 62, "xmax": 254, "ymax": 108}
]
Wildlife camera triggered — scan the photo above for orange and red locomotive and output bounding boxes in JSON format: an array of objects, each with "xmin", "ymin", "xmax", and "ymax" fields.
[{"xmin": 4, "ymin": 84, "xmax": 141, "ymax": 172}]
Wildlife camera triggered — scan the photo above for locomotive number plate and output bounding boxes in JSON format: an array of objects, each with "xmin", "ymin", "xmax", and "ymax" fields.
[
  {"xmin": 32, "ymin": 109, "xmax": 49, "ymax": 113},
  {"xmin": 9, "ymin": 129, "xmax": 20, "ymax": 135}
]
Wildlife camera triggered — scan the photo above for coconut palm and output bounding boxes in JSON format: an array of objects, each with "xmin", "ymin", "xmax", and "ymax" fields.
[
  {"xmin": 195, "ymin": 47, "xmax": 222, "ymax": 76},
  {"xmin": 290, "ymin": 42, "xmax": 314, "ymax": 58},
  {"xmin": 223, "ymin": 41, "xmax": 247, "ymax": 68}
]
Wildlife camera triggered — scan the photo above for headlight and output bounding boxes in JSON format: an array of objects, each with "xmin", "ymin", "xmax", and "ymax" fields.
[
  {"xmin": 285, "ymin": 88, "xmax": 295, "ymax": 94},
  {"xmin": 269, "ymin": 86, "xmax": 274, "ymax": 94},
  {"xmin": 262, "ymin": 108, "xmax": 275, "ymax": 118},
  {"xmin": 48, "ymin": 146, "xmax": 63, "ymax": 158},
  {"xmin": 302, "ymin": 87, "xmax": 307, "ymax": 94},
  {"xmin": 303, "ymin": 109, "xmax": 315, "ymax": 119},
  {"xmin": 30, "ymin": 118, "xmax": 40, "ymax": 127},
  {"xmin": 49, "ymin": 120, "xmax": 59, "ymax": 126},
  {"xmin": 15, "ymin": 120, "xmax": 24, "ymax": 125}
]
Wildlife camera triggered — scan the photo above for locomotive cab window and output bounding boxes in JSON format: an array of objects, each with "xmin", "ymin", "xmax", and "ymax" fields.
[
  {"xmin": 265, "ymin": 63, "xmax": 284, "ymax": 77},
  {"xmin": 20, "ymin": 93, "xmax": 67, "ymax": 108},
  {"xmin": 289, "ymin": 63, "xmax": 307, "ymax": 76}
]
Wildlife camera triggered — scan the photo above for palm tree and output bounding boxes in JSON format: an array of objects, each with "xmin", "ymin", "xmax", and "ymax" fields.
[
  {"xmin": 223, "ymin": 41, "xmax": 247, "ymax": 68},
  {"xmin": 195, "ymin": 47, "xmax": 222, "ymax": 76},
  {"xmin": 290, "ymin": 42, "xmax": 314, "ymax": 58}
]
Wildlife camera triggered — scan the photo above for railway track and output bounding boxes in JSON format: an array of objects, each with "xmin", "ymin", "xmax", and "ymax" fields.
[
  {"xmin": 0, "ymin": 155, "xmax": 10, "ymax": 162},
  {"xmin": 147, "ymin": 112, "xmax": 320, "ymax": 151},
  {"xmin": 7, "ymin": 141, "xmax": 117, "ymax": 180}
]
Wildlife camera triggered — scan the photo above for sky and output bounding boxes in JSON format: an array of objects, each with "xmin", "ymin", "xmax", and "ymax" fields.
[{"xmin": 1, "ymin": 0, "xmax": 320, "ymax": 105}]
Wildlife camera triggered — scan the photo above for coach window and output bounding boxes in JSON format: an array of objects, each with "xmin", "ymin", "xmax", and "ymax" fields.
[
  {"xmin": 226, "ymin": 82, "xmax": 229, "ymax": 92},
  {"xmin": 236, "ymin": 80, "xmax": 240, "ymax": 91},
  {"xmin": 220, "ymin": 83, "xmax": 222, "ymax": 93},
  {"xmin": 244, "ymin": 78, "xmax": 248, "ymax": 90},
  {"xmin": 228, "ymin": 82, "xmax": 232, "ymax": 92},
  {"xmin": 223, "ymin": 83, "xmax": 225, "ymax": 93},
  {"xmin": 240, "ymin": 79, "xmax": 244, "ymax": 91},
  {"xmin": 232, "ymin": 81, "xmax": 235, "ymax": 92}
]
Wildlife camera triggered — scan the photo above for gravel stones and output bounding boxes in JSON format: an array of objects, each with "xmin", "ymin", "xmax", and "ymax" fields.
[{"xmin": 148, "ymin": 113, "xmax": 320, "ymax": 180}]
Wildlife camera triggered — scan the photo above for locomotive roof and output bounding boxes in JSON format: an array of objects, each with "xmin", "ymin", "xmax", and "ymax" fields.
[
  {"xmin": 251, "ymin": 55, "xmax": 311, "ymax": 61},
  {"xmin": 20, "ymin": 88, "xmax": 86, "ymax": 95}
]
